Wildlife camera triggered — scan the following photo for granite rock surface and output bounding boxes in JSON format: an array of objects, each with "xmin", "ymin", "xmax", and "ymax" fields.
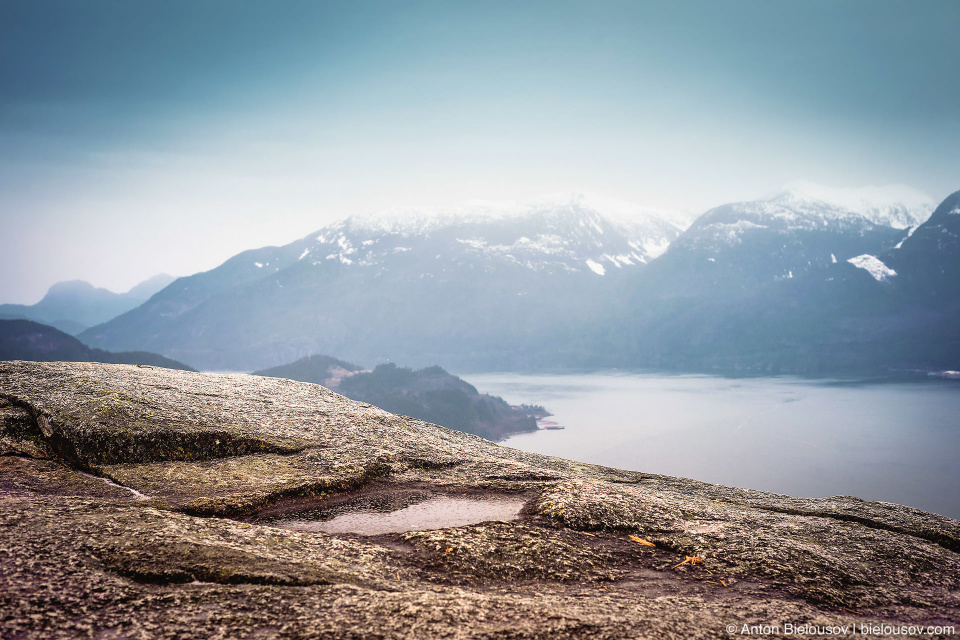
[{"xmin": 1, "ymin": 361, "xmax": 958, "ymax": 639}]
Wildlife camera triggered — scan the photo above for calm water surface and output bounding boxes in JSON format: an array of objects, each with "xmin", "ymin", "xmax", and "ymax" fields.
[{"xmin": 464, "ymin": 372, "xmax": 960, "ymax": 519}]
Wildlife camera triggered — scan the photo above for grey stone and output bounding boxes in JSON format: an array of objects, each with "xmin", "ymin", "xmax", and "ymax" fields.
[{"xmin": 1, "ymin": 360, "xmax": 958, "ymax": 639}]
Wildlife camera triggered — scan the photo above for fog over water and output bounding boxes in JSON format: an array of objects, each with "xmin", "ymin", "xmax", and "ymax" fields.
[{"xmin": 464, "ymin": 373, "xmax": 960, "ymax": 519}]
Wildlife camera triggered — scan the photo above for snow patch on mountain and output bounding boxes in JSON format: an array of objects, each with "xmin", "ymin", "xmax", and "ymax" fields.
[
  {"xmin": 847, "ymin": 254, "xmax": 897, "ymax": 282},
  {"xmin": 683, "ymin": 220, "xmax": 769, "ymax": 249},
  {"xmin": 894, "ymin": 226, "xmax": 918, "ymax": 249},
  {"xmin": 455, "ymin": 234, "xmax": 572, "ymax": 260},
  {"xmin": 637, "ymin": 238, "xmax": 669, "ymax": 259},
  {"xmin": 602, "ymin": 253, "xmax": 644, "ymax": 268},
  {"xmin": 585, "ymin": 259, "xmax": 606, "ymax": 276}
]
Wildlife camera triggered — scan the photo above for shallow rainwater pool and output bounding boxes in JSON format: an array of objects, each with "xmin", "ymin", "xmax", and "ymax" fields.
[{"xmin": 263, "ymin": 495, "xmax": 527, "ymax": 535}]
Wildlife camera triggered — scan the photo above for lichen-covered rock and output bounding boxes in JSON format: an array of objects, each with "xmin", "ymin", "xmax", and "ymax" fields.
[
  {"xmin": 402, "ymin": 522, "xmax": 620, "ymax": 584},
  {"xmin": 2, "ymin": 361, "xmax": 959, "ymax": 639}
]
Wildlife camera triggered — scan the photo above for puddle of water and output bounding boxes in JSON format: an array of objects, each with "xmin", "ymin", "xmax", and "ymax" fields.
[{"xmin": 269, "ymin": 496, "xmax": 527, "ymax": 535}]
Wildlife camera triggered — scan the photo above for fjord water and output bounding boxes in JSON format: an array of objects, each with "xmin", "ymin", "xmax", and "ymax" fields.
[{"xmin": 464, "ymin": 373, "xmax": 960, "ymax": 519}]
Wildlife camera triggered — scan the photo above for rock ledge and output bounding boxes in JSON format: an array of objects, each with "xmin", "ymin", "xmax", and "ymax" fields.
[{"xmin": 1, "ymin": 361, "xmax": 958, "ymax": 639}]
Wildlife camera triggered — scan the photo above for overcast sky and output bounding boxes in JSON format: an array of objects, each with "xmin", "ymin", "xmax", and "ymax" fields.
[{"xmin": 2, "ymin": 0, "xmax": 958, "ymax": 303}]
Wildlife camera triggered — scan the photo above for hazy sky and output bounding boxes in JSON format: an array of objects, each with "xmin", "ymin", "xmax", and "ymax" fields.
[{"xmin": 2, "ymin": 0, "xmax": 958, "ymax": 303}]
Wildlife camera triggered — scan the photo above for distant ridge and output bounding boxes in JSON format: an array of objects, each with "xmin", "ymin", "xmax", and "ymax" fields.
[
  {"xmin": 0, "ymin": 274, "xmax": 175, "ymax": 335},
  {"xmin": 254, "ymin": 355, "xmax": 542, "ymax": 441},
  {"xmin": 253, "ymin": 354, "xmax": 362, "ymax": 387},
  {"xmin": 0, "ymin": 319, "xmax": 195, "ymax": 371}
]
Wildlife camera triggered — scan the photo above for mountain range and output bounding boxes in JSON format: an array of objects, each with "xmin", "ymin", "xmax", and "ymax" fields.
[
  {"xmin": 0, "ymin": 274, "xmax": 175, "ymax": 335},
  {"xmin": 28, "ymin": 184, "xmax": 960, "ymax": 375},
  {"xmin": 78, "ymin": 194, "xmax": 683, "ymax": 371}
]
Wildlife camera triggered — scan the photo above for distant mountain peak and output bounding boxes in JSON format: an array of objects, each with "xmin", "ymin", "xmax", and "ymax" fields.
[
  {"xmin": 44, "ymin": 280, "xmax": 102, "ymax": 295},
  {"xmin": 774, "ymin": 181, "xmax": 935, "ymax": 229},
  {"xmin": 890, "ymin": 189, "xmax": 960, "ymax": 260},
  {"xmin": 925, "ymin": 189, "xmax": 960, "ymax": 222},
  {"xmin": 125, "ymin": 273, "xmax": 176, "ymax": 299},
  {"xmin": 345, "ymin": 192, "xmax": 684, "ymax": 236},
  {"xmin": 36, "ymin": 274, "xmax": 175, "ymax": 303}
]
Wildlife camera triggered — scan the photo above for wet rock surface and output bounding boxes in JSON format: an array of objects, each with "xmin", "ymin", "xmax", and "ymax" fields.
[{"xmin": 1, "ymin": 360, "xmax": 958, "ymax": 639}]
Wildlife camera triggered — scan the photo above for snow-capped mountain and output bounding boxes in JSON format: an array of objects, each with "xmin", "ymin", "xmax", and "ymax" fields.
[
  {"xmin": 606, "ymin": 187, "xmax": 959, "ymax": 375},
  {"xmin": 342, "ymin": 191, "xmax": 686, "ymax": 233},
  {"xmin": 778, "ymin": 180, "xmax": 937, "ymax": 229},
  {"xmin": 655, "ymin": 183, "xmax": 934, "ymax": 289},
  {"xmin": 295, "ymin": 194, "xmax": 682, "ymax": 277},
  {"xmin": 676, "ymin": 183, "xmax": 933, "ymax": 250},
  {"xmin": 778, "ymin": 181, "xmax": 935, "ymax": 229},
  {"xmin": 80, "ymin": 196, "xmax": 681, "ymax": 371}
]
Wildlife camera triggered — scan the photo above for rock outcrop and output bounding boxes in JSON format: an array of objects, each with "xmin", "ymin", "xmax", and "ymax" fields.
[{"xmin": 1, "ymin": 361, "xmax": 958, "ymax": 639}]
